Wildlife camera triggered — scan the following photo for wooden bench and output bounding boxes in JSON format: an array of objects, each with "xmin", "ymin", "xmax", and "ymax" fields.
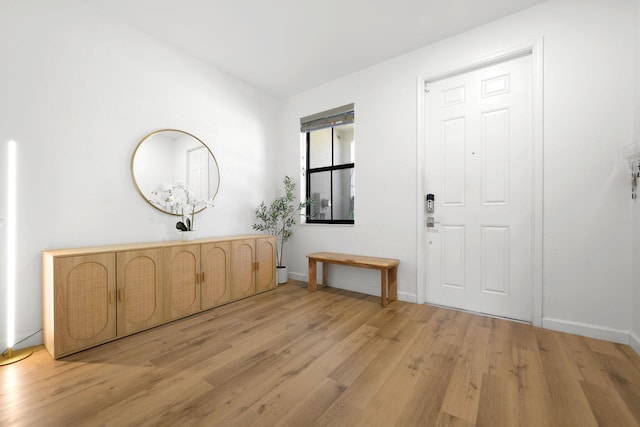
[{"xmin": 306, "ymin": 252, "xmax": 399, "ymax": 307}]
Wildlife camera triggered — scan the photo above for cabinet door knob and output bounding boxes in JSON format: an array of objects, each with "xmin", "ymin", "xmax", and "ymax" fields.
[{"xmin": 118, "ymin": 288, "xmax": 124, "ymax": 302}]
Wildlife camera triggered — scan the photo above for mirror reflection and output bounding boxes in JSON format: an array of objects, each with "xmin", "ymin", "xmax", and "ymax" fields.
[{"xmin": 132, "ymin": 129, "xmax": 220, "ymax": 216}]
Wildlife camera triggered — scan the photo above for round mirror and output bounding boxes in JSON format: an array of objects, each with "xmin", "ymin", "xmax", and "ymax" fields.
[{"xmin": 132, "ymin": 129, "xmax": 220, "ymax": 216}]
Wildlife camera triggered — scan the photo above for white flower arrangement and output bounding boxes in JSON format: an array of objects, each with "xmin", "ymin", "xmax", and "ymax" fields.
[{"xmin": 149, "ymin": 183, "xmax": 214, "ymax": 231}]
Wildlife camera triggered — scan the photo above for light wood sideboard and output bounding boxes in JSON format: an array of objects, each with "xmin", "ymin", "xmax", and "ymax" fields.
[{"xmin": 42, "ymin": 234, "xmax": 276, "ymax": 359}]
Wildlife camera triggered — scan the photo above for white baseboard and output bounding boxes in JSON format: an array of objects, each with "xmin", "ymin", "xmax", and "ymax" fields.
[
  {"xmin": 542, "ymin": 317, "xmax": 630, "ymax": 345},
  {"xmin": 397, "ymin": 292, "xmax": 417, "ymax": 303},
  {"xmin": 288, "ymin": 272, "xmax": 417, "ymax": 303},
  {"xmin": 288, "ymin": 271, "xmax": 308, "ymax": 282},
  {"xmin": 630, "ymin": 331, "xmax": 640, "ymax": 355}
]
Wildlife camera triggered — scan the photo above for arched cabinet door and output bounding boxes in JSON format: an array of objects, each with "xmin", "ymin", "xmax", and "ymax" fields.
[
  {"xmin": 201, "ymin": 241, "xmax": 232, "ymax": 309},
  {"xmin": 53, "ymin": 254, "xmax": 116, "ymax": 357},
  {"xmin": 164, "ymin": 245, "xmax": 201, "ymax": 321},
  {"xmin": 117, "ymin": 248, "xmax": 164, "ymax": 335},
  {"xmin": 256, "ymin": 237, "xmax": 276, "ymax": 293},
  {"xmin": 231, "ymin": 239, "xmax": 256, "ymax": 300}
]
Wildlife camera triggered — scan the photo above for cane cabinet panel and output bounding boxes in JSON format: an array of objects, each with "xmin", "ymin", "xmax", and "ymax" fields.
[
  {"xmin": 116, "ymin": 248, "xmax": 164, "ymax": 336},
  {"xmin": 256, "ymin": 237, "xmax": 276, "ymax": 293},
  {"xmin": 201, "ymin": 241, "xmax": 232, "ymax": 309},
  {"xmin": 46, "ymin": 253, "xmax": 116, "ymax": 357},
  {"xmin": 164, "ymin": 245, "xmax": 201, "ymax": 321},
  {"xmin": 231, "ymin": 239, "xmax": 256, "ymax": 300}
]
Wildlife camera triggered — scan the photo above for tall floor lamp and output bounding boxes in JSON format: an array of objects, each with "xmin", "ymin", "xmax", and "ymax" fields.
[{"xmin": 1, "ymin": 140, "xmax": 32, "ymax": 366}]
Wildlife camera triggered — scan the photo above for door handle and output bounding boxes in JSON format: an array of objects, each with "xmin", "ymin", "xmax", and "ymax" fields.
[
  {"xmin": 426, "ymin": 194, "xmax": 436, "ymax": 228},
  {"xmin": 426, "ymin": 194, "xmax": 435, "ymax": 213}
]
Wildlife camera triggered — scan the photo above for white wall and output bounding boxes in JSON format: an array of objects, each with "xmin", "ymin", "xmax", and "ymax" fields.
[
  {"xmin": 281, "ymin": 0, "xmax": 636, "ymax": 343},
  {"xmin": 632, "ymin": 0, "xmax": 640, "ymax": 353},
  {"xmin": 0, "ymin": 0, "xmax": 280, "ymax": 349}
]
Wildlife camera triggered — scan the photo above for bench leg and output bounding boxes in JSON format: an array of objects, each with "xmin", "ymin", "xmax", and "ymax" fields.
[
  {"xmin": 388, "ymin": 266, "xmax": 397, "ymax": 303},
  {"xmin": 308, "ymin": 259, "xmax": 317, "ymax": 292},
  {"xmin": 322, "ymin": 263, "xmax": 328, "ymax": 287},
  {"xmin": 380, "ymin": 269, "xmax": 388, "ymax": 307}
]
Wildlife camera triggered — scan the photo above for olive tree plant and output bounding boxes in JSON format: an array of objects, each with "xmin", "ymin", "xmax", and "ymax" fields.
[{"xmin": 252, "ymin": 176, "xmax": 312, "ymax": 267}]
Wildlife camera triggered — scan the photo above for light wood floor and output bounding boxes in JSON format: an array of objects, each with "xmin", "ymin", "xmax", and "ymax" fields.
[{"xmin": 2, "ymin": 281, "xmax": 640, "ymax": 427}]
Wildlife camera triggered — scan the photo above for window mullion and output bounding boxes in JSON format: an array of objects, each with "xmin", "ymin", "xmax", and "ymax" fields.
[
  {"xmin": 330, "ymin": 128, "xmax": 335, "ymax": 221},
  {"xmin": 306, "ymin": 132, "xmax": 312, "ymax": 219}
]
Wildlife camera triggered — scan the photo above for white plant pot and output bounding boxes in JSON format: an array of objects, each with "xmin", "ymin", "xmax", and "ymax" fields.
[{"xmin": 276, "ymin": 266, "xmax": 288, "ymax": 284}]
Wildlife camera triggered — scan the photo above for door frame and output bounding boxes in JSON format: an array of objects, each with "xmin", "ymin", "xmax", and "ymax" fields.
[{"xmin": 415, "ymin": 39, "xmax": 544, "ymax": 327}]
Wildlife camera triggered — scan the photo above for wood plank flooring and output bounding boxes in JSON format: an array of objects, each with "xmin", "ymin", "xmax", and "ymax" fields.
[{"xmin": 2, "ymin": 280, "xmax": 640, "ymax": 426}]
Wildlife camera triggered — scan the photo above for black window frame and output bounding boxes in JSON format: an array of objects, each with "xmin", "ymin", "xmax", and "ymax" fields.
[{"xmin": 302, "ymin": 104, "xmax": 355, "ymax": 225}]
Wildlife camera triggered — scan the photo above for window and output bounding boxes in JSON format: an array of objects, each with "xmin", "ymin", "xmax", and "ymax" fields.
[{"xmin": 301, "ymin": 103, "xmax": 355, "ymax": 224}]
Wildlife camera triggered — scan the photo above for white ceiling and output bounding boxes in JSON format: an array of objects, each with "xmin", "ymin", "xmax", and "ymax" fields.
[{"xmin": 86, "ymin": 0, "xmax": 546, "ymax": 99}]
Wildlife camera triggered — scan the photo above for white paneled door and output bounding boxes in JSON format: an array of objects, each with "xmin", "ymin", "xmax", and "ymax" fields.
[{"xmin": 425, "ymin": 54, "xmax": 532, "ymax": 322}]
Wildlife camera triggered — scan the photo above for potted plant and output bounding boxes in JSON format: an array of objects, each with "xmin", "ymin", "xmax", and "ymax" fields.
[{"xmin": 252, "ymin": 176, "xmax": 312, "ymax": 284}]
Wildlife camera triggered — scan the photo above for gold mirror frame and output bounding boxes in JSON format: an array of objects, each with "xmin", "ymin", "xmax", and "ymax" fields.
[{"xmin": 131, "ymin": 129, "xmax": 220, "ymax": 216}]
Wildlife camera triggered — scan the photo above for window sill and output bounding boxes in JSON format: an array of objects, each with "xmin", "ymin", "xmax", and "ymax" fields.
[{"xmin": 302, "ymin": 222, "xmax": 355, "ymax": 228}]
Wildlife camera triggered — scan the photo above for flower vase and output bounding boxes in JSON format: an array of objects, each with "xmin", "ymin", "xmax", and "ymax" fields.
[{"xmin": 180, "ymin": 230, "xmax": 197, "ymax": 241}]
